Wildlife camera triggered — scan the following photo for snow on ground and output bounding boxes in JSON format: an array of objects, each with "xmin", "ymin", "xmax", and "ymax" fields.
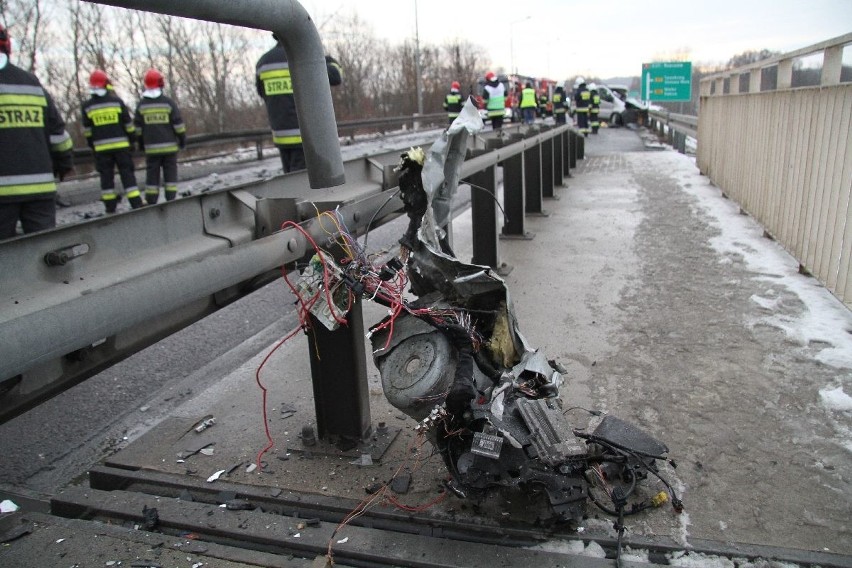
[{"xmin": 665, "ymin": 154, "xmax": 852, "ymax": 450}]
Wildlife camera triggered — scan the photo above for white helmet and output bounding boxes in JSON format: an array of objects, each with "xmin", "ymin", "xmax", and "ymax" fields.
[
  {"xmin": 574, "ymin": 76, "xmax": 585, "ymax": 87},
  {"xmin": 588, "ymin": 82, "xmax": 597, "ymax": 90}
]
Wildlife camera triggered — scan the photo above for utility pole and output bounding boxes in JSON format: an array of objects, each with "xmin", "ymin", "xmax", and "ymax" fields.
[{"xmin": 414, "ymin": 0, "xmax": 423, "ymax": 115}]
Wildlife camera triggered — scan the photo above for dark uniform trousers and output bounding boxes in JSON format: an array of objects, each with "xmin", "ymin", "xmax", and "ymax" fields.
[
  {"xmin": 96, "ymin": 150, "xmax": 137, "ymax": 211},
  {"xmin": 278, "ymin": 146, "xmax": 306, "ymax": 173},
  {"xmin": 0, "ymin": 198, "xmax": 55, "ymax": 239},
  {"xmin": 146, "ymin": 153, "xmax": 179, "ymax": 202}
]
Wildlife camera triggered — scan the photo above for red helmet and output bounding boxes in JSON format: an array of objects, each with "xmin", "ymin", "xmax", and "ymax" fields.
[
  {"xmin": 143, "ymin": 68, "xmax": 164, "ymax": 89},
  {"xmin": 485, "ymin": 71, "xmax": 496, "ymax": 82},
  {"xmin": 451, "ymin": 81, "xmax": 460, "ymax": 91},
  {"xmin": 0, "ymin": 25, "xmax": 11, "ymax": 56},
  {"xmin": 89, "ymin": 69, "xmax": 110, "ymax": 89}
]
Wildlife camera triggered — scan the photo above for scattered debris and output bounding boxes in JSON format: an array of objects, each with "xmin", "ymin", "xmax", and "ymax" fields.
[
  {"xmin": 336, "ymin": 537, "xmax": 349, "ymax": 544},
  {"xmin": 180, "ymin": 440, "xmax": 214, "ymax": 459},
  {"xmin": 305, "ymin": 518, "xmax": 321, "ymax": 527},
  {"xmin": 300, "ymin": 425, "xmax": 316, "ymax": 447},
  {"xmin": 279, "ymin": 404, "xmax": 297, "ymax": 419},
  {"xmin": 206, "ymin": 470, "xmax": 226, "ymax": 483},
  {"xmin": 246, "ymin": 463, "xmax": 257, "ymax": 474},
  {"xmin": 0, "ymin": 499, "xmax": 19, "ymax": 513},
  {"xmin": 225, "ymin": 499, "xmax": 253, "ymax": 511},
  {"xmin": 225, "ymin": 462, "xmax": 242, "ymax": 476},
  {"xmin": 141, "ymin": 505, "xmax": 159, "ymax": 531},
  {"xmin": 364, "ymin": 482, "xmax": 383, "ymax": 494},
  {"xmin": 194, "ymin": 418, "xmax": 216, "ymax": 433},
  {"xmin": 199, "ymin": 447, "xmax": 214, "ymax": 456},
  {"xmin": 390, "ymin": 472, "xmax": 411, "ymax": 494},
  {"xmin": 270, "ymin": 488, "xmax": 282, "ymax": 497},
  {"xmin": 350, "ymin": 453, "xmax": 373, "ymax": 466},
  {"xmin": 140, "ymin": 406, "xmax": 150, "ymax": 412}
]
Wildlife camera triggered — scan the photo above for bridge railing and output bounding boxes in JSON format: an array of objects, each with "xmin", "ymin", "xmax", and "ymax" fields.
[
  {"xmin": 697, "ymin": 33, "xmax": 852, "ymax": 308},
  {"xmin": 647, "ymin": 110, "xmax": 697, "ymax": 154}
]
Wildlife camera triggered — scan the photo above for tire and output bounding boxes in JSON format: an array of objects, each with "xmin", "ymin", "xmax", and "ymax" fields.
[{"xmin": 610, "ymin": 113, "xmax": 622, "ymax": 127}]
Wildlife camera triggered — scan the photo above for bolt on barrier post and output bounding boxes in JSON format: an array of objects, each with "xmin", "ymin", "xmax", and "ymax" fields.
[
  {"xmin": 500, "ymin": 133, "xmax": 534, "ymax": 240},
  {"xmin": 307, "ymin": 298, "xmax": 372, "ymax": 442},
  {"xmin": 523, "ymin": 127, "xmax": 545, "ymax": 215}
]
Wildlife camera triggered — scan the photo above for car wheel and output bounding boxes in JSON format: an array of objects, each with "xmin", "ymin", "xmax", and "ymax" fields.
[{"xmin": 610, "ymin": 113, "xmax": 622, "ymax": 127}]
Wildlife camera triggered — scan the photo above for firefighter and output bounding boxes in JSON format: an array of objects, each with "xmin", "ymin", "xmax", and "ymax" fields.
[
  {"xmin": 537, "ymin": 88, "xmax": 549, "ymax": 119},
  {"xmin": 519, "ymin": 81, "xmax": 537, "ymax": 125},
  {"xmin": 256, "ymin": 34, "xmax": 342, "ymax": 173},
  {"xmin": 82, "ymin": 69, "xmax": 142, "ymax": 212},
  {"xmin": 443, "ymin": 81, "xmax": 463, "ymax": 125},
  {"xmin": 573, "ymin": 80, "xmax": 591, "ymax": 136},
  {"xmin": 134, "ymin": 68, "xmax": 186, "ymax": 204},
  {"xmin": 481, "ymin": 71, "xmax": 505, "ymax": 132},
  {"xmin": 552, "ymin": 85, "xmax": 567, "ymax": 125},
  {"xmin": 0, "ymin": 24, "xmax": 73, "ymax": 239},
  {"xmin": 589, "ymin": 83, "xmax": 601, "ymax": 134}
]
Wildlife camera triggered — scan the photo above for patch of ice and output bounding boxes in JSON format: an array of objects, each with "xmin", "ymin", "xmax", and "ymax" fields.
[{"xmin": 820, "ymin": 386, "xmax": 852, "ymax": 412}]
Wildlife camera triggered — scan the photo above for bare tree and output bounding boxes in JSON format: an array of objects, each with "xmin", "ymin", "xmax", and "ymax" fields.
[{"xmin": 1, "ymin": 0, "xmax": 49, "ymax": 72}]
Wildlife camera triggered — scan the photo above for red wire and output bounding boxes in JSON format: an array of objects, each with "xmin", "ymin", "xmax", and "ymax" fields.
[{"xmin": 255, "ymin": 325, "xmax": 301, "ymax": 469}]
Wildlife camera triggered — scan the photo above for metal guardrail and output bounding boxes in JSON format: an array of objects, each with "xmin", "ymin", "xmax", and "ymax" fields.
[
  {"xmin": 0, "ymin": 121, "xmax": 579, "ymax": 422},
  {"xmin": 647, "ymin": 110, "xmax": 698, "ymax": 154},
  {"xmin": 70, "ymin": 113, "xmax": 449, "ymax": 165}
]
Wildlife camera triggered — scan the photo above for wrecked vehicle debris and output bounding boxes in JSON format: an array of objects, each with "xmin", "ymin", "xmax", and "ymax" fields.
[{"xmin": 288, "ymin": 100, "xmax": 681, "ymax": 535}]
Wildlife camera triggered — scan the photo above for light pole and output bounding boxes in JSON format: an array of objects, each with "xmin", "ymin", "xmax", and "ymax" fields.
[
  {"xmin": 509, "ymin": 16, "xmax": 531, "ymax": 75},
  {"xmin": 414, "ymin": 0, "xmax": 423, "ymax": 115}
]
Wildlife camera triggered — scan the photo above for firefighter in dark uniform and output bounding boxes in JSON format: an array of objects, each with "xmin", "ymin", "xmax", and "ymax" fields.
[
  {"xmin": 443, "ymin": 81, "xmax": 463, "ymax": 125},
  {"xmin": 256, "ymin": 34, "xmax": 342, "ymax": 173},
  {"xmin": 574, "ymin": 80, "xmax": 591, "ymax": 136},
  {"xmin": 0, "ymin": 24, "xmax": 73, "ymax": 239},
  {"xmin": 537, "ymin": 89, "xmax": 549, "ymax": 119},
  {"xmin": 135, "ymin": 68, "xmax": 186, "ymax": 204},
  {"xmin": 82, "ymin": 69, "xmax": 142, "ymax": 212},
  {"xmin": 589, "ymin": 83, "xmax": 601, "ymax": 134},
  {"xmin": 552, "ymin": 85, "xmax": 567, "ymax": 125}
]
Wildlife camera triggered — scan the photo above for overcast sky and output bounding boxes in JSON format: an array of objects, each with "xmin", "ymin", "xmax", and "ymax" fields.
[{"xmin": 303, "ymin": 0, "xmax": 852, "ymax": 80}]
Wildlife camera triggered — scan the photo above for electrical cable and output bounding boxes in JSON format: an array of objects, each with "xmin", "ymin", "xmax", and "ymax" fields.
[
  {"xmin": 464, "ymin": 180, "xmax": 510, "ymax": 223},
  {"xmin": 254, "ymin": 325, "xmax": 302, "ymax": 469}
]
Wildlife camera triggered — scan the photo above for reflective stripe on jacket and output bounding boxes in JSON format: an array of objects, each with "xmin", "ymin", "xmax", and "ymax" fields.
[
  {"xmin": 0, "ymin": 63, "xmax": 72, "ymax": 201},
  {"xmin": 444, "ymin": 92, "xmax": 462, "ymax": 117},
  {"xmin": 135, "ymin": 94, "xmax": 186, "ymax": 155},
  {"xmin": 256, "ymin": 44, "xmax": 342, "ymax": 148},
  {"xmin": 82, "ymin": 92, "xmax": 135, "ymax": 152},
  {"xmin": 483, "ymin": 81, "xmax": 506, "ymax": 118},
  {"xmin": 520, "ymin": 87, "xmax": 536, "ymax": 109}
]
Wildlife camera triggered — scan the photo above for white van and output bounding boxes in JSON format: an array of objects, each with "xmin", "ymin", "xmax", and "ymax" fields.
[{"xmin": 594, "ymin": 85, "xmax": 626, "ymax": 125}]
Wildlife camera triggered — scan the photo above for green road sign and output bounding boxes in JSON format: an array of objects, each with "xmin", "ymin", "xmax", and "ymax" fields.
[{"xmin": 641, "ymin": 62, "xmax": 692, "ymax": 101}]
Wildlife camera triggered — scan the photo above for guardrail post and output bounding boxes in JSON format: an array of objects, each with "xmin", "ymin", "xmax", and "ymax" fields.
[
  {"xmin": 501, "ymin": 134, "xmax": 534, "ymax": 240},
  {"xmin": 562, "ymin": 130, "xmax": 572, "ymax": 177},
  {"xmin": 553, "ymin": 130, "xmax": 564, "ymax": 188},
  {"xmin": 575, "ymin": 130, "xmax": 585, "ymax": 160},
  {"xmin": 465, "ymin": 147, "xmax": 502, "ymax": 270},
  {"xmin": 540, "ymin": 126, "xmax": 555, "ymax": 199},
  {"xmin": 523, "ymin": 127, "xmax": 544, "ymax": 215},
  {"xmin": 256, "ymin": 140, "xmax": 263, "ymax": 160},
  {"xmin": 567, "ymin": 130, "xmax": 578, "ymax": 169},
  {"xmin": 307, "ymin": 298, "xmax": 372, "ymax": 442}
]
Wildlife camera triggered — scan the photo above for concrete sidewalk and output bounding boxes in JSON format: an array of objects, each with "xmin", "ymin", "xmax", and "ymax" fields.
[{"xmin": 4, "ymin": 126, "xmax": 851, "ymax": 564}]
